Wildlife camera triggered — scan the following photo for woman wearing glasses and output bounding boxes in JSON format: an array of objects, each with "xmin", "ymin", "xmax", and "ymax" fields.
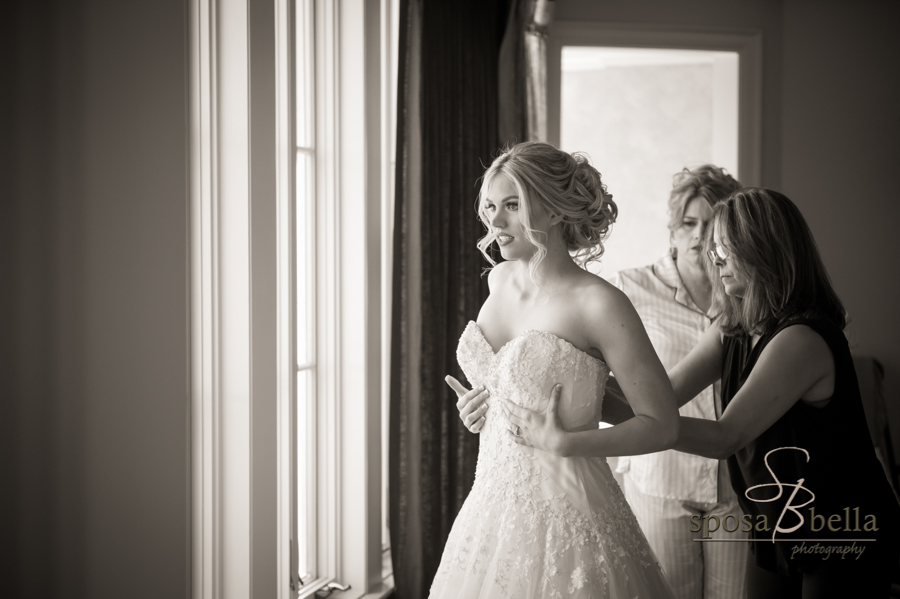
[{"xmin": 505, "ymin": 188, "xmax": 899, "ymax": 598}]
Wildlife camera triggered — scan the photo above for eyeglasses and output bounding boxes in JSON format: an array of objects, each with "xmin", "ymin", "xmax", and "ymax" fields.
[{"xmin": 706, "ymin": 244, "xmax": 729, "ymax": 264}]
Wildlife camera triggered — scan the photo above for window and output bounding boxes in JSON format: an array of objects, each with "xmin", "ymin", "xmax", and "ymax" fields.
[
  {"xmin": 295, "ymin": 0, "xmax": 316, "ymax": 584},
  {"xmin": 559, "ymin": 46, "xmax": 739, "ymax": 276},
  {"xmin": 547, "ymin": 22, "xmax": 762, "ymax": 277},
  {"xmin": 189, "ymin": 0, "xmax": 395, "ymax": 597},
  {"xmin": 293, "ymin": 0, "xmax": 397, "ymax": 597}
]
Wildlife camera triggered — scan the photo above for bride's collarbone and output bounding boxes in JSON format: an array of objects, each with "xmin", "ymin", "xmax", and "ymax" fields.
[
  {"xmin": 480, "ymin": 282, "xmax": 603, "ymax": 352},
  {"xmin": 485, "ymin": 302, "xmax": 567, "ymax": 335},
  {"xmin": 480, "ymin": 323, "xmax": 605, "ymax": 363},
  {"xmin": 497, "ymin": 282, "xmax": 582, "ymax": 311},
  {"xmin": 481, "ymin": 314, "xmax": 599, "ymax": 358}
]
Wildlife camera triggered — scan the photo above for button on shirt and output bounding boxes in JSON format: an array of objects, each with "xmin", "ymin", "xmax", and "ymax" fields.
[{"xmin": 611, "ymin": 254, "xmax": 734, "ymax": 504}]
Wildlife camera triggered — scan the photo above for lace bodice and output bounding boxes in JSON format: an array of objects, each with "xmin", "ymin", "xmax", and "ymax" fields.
[
  {"xmin": 457, "ymin": 321, "xmax": 610, "ymax": 431},
  {"xmin": 429, "ymin": 321, "xmax": 674, "ymax": 598}
]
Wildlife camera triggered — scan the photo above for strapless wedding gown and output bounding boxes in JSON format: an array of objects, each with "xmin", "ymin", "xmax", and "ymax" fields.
[{"xmin": 429, "ymin": 322, "xmax": 675, "ymax": 599}]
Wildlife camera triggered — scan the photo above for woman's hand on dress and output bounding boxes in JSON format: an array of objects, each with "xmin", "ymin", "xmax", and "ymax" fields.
[
  {"xmin": 502, "ymin": 384, "xmax": 569, "ymax": 456},
  {"xmin": 445, "ymin": 375, "xmax": 490, "ymax": 434}
]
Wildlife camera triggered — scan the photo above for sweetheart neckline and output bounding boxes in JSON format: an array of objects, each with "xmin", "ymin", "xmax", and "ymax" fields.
[{"xmin": 466, "ymin": 320, "xmax": 607, "ymax": 367}]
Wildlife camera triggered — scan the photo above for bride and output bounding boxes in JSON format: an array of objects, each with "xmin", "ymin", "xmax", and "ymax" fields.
[{"xmin": 430, "ymin": 142, "xmax": 678, "ymax": 598}]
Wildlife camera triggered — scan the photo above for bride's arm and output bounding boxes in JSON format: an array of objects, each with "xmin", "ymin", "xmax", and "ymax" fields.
[
  {"xmin": 505, "ymin": 284, "xmax": 679, "ymax": 457},
  {"xmin": 598, "ymin": 272, "xmax": 635, "ymax": 426},
  {"xmin": 599, "ymin": 318, "xmax": 722, "ymax": 424}
]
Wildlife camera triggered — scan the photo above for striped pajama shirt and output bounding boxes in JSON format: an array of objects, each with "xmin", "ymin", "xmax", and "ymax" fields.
[{"xmin": 610, "ymin": 254, "xmax": 748, "ymax": 599}]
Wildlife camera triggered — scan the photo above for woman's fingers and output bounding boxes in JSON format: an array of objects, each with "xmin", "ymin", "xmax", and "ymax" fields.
[
  {"xmin": 502, "ymin": 398, "xmax": 527, "ymax": 428},
  {"xmin": 547, "ymin": 384, "xmax": 562, "ymax": 413},
  {"xmin": 466, "ymin": 411, "xmax": 487, "ymax": 433},
  {"xmin": 446, "ymin": 375, "xmax": 489, "ymax": 413},
  {"xmin": 460, "ymin": 388, "xmax": 489, "ymax": 416},
  {"xmin": 445, "ymin": 375, "xmax": 468, "ymax": 397},
  {"xmin": 464, "ymin": 400, "xmax": 489, "ymax": 428},
  {"xmin": 445, "ymin": 374, "xmax": 490, "ymax": 433},
  {"xmin": 502, "ymin": 397, "xmax": 531, "ymax": 422},
  {"xmin": 471, "ymin": 413, "xmax": 486, "ymax": 433},
  {"xmin": 507, "ymin": 429, "xmax": 528, "ymax": 445}
]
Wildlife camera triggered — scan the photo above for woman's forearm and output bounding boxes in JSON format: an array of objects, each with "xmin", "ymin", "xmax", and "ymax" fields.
[
  {"xmin": 560, "ymin": 413, "xmax": 677, "ymax": 458},
  {"xmin": 673, "ymin": 416, "xmax": 733, "ymax": 460}
]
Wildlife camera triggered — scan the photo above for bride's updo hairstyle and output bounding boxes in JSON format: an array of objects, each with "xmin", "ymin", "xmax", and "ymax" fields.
[
  {"xmin": 709, "ymin": 187, "xmax": 845, "ymax": 337},
  {"xmin": 476, "ymin": 141, "xmax": 617, "ymax": 279}
]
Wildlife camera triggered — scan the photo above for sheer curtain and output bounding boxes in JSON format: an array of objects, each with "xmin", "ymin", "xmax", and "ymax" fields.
[{"xmin": 389, "ymin": 1, "xmax": 552, "ymax": 596}]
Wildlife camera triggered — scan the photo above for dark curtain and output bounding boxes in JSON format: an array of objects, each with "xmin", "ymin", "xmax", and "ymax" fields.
[
  {"xmin": 389, "ymin": 0, "xmax": 510, "ymax": 597},
  {"xmin": 499, "ymin": 0, "xmax": 554, "ymax": 145}
]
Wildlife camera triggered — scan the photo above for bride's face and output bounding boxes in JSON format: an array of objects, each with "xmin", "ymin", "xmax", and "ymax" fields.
[{"xmin": 483, "ymin": 174, "xmax": 552, "ymax": 262}]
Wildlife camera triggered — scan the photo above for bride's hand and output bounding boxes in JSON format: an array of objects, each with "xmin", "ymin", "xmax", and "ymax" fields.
[
  {"xmin": 502, "ymin": 384, "xmax": 569, "ymax": 456},
  {"xmin": 445, "ymin": 375, "xmax": 490, "ymax": 434}
]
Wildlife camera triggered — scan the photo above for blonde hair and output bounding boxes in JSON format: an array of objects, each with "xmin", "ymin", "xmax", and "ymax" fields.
[{"xmin": 476, "ymin": 142, "xmax": 617, "ymax": 280}]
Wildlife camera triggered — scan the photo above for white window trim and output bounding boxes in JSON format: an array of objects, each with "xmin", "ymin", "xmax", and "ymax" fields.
[
  {"xmin": 277, "ymin": 0, "xmax": 297, "ymax": 597},
  {"xmin": 306, "ymin": 1, "xmax": 389, "ymax": 597},
  {"xmin": 190, "ymin": 0, "xmax": 285, "ymax": 596},
  {"xmin": 547, "ymin": 22, "xmax": 762, "ymax": 186},
  {"xmin": 189, "ymin": 0, "xmax": 391, "ymax": 597}
]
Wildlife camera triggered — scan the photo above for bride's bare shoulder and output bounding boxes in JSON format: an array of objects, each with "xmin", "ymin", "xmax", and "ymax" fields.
[
  {"xmin": 571, "ymin": 270, "xmax": 637, "ymax": 320},
  {"xmin": 573, "ymin": 269, "xmax": 626, "ymax": 300},
  {"xmin": 486, "ymin": 261, "xmax": 515, "ymax": 291}
]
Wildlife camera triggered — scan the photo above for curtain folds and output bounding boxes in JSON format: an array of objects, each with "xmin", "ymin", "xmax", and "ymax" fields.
[
  {"xmin": 498, "ymin": 0, "xmax": 555, "ymax": 145},
  {"xmin": 389, "ymin": 0, "xmax": 511, "ymax": 597}
]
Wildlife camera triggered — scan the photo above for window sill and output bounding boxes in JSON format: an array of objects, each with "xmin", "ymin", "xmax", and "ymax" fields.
[
  {"xmin": 299, "ymin": 577, "xmax": 393, "ymax": 599},
  {"xmin": 300, "ymin": 549, "xmax": 393, "ymax": 599}
]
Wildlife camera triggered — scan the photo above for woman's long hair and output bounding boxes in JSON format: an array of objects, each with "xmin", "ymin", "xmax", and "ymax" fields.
[{"xmin": 708, "ymin": 188, "xmax": 845, "ymax": 337}]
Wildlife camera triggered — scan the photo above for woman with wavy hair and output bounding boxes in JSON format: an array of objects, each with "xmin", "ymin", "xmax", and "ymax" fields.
[
  {"xmin": 431, "ymin": 141, "xmax": 678, "ymax": 598},
  {"xmin": 505, "ymin": 187, "xmax": 900, "ymax": 598}
]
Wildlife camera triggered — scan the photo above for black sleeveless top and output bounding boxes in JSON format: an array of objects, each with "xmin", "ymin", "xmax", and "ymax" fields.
[{"xmin": 722, "ymin": 317, "xmax": 899, "ymax": 575}]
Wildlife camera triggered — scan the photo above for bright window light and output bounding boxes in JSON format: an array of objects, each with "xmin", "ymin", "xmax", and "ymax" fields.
[
  {"xmin": 560, "ymin": 46, "xmax": 739, "ymax": 278},
  {"xmin": 296, "ymin": 0, "xmax": 315, "ymax": 583}
]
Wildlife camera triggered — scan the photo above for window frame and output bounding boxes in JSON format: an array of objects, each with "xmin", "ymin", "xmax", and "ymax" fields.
[
  {"xmin": 189, "ymin": 0, "xmax": 394, "ymax": 597},
  {"xmin": 547, "ymin": 22, "xmax": 762, "ymax": 186}
]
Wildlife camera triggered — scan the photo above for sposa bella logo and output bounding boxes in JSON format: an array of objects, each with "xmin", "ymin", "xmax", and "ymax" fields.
[{"xmin": 690, "ymin": 447, "xmax": 879, "ymax": 541}]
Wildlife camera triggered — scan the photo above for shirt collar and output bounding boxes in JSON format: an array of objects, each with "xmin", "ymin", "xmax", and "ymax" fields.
[{"xmin": 652, "ymin": 253, "xmax": 708, "ymax": 316}]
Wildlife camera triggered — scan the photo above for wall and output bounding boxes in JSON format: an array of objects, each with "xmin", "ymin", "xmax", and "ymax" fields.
[
  {"xmin": 780, "ymin": 0, "xmax": 900, "ymax": 458},
  {"xmin": 4, "ymin": 0, "xmax": 190, "ymax": 597}
]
